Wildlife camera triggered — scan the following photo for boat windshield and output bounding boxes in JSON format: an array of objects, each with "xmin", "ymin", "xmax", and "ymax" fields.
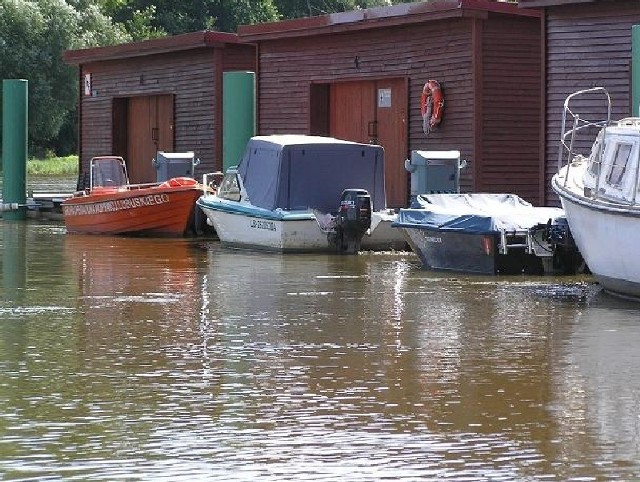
[
  {"xmin": 218, "ymin": 171, "xmax": 241, "ymax": 201},
  {"xmin": 606, "ymin": 142, "xmax": 633, "ymax": 187},
  {"xmin": 91, "ymin": 157, "xmax": 129, "ymax": 188}
]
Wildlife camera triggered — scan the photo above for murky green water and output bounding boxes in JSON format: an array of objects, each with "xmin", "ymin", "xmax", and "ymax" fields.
[{"xmin": 1, "ymin": 219, "xmax": 639, "ymax": 481}]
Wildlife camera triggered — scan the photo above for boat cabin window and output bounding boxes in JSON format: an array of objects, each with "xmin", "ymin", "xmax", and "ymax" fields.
[
  {"xmin": 587, "ymin": 133, "xmax": 604, "ymax": 177},
  {"xmin": 606, "ymin": 142, "xmax": 633, "ymax": 188},
  {"xmin": 218, "ymin": 172, "xmax": 241, "ymax": 201},
  {"xmin": 91, "ymin": 158, "xmax": 128, "ymax": 188}
]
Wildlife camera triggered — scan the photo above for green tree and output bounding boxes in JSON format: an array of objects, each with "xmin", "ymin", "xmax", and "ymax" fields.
[
  {"xmin": 97, "ymin": 0, "xmax": 167, "ymax": 40},
  {"xmin": 104, "ymin": 0, "xmax": 280, "ymax": 37},
  {"xmin": 0, "ymin": 0, "xmax": 130, "ymax": 157},
  {"xmin": 101, "ymin": 0, "xmax": 405, "ymax": 38}
]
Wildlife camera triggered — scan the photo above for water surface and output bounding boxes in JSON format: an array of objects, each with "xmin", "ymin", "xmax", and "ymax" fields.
[{"xmin": 0, "ymin": 220, "xmax": 638, "ymax": 481}]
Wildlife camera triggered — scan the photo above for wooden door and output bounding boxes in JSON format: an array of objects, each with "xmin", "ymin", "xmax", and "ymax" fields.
[
  {"xmin": 329, "ymin": 79, "xmax": 408, "ymax": 208},
  {"xmin": 330, "ymin": 82, "xmax": 376, "ymax": 144},
  {"xmin": 126, "ymin": 94, "xmax": 174, "ymax": 184},
  {"xmin": 375, "ymin": 78, "xmax": 408, "ymax": 208}
]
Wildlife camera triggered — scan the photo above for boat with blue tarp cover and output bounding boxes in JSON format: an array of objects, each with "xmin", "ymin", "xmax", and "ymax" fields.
[
  {"xmin": 197, "ymin": 135, "xmax": 406, "ymax": 253},
  {"xmin": 392, "ymin": 193, "xmax": 584, "ymax": 275}
]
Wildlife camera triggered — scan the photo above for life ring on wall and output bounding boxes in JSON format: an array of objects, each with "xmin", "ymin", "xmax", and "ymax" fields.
[
  {"xmin": 420, "ymin": 80, "xmax": 444, "ymax": 135},
  {"xmin": 160, "ymin": 177, "xmax": 198, "ymax": 188}
]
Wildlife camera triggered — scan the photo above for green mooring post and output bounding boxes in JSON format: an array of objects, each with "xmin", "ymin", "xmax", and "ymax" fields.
[
  {"xmin": 633, "ymin": 26, "xmax": 640, "ymax": 117},
  {"xmin": 223, "ymin": 71, "xmax": 256, "ymax": 172},
  {"xmin": 2, "ymin": 79, "xmax": 28, "ymax": 220}
]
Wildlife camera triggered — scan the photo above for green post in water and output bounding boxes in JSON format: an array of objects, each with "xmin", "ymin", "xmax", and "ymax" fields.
[
  {"xmin": 633, "ymin": 26, "xmax": 640, "ymax": 117},
  {"xmin": 2, "ymin": 79, "xmax": 28, "ymax": 220},
  {"xmin": 223, "ymin": 72, "xmax": 255, "ymax": 172}
]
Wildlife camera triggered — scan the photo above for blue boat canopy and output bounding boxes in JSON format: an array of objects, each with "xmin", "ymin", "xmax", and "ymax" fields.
[
  {"xmin": 393, "ymin": 193, "xmax": 564, "ymax": 233},
  {"xmin": 237, "ymin": 135, "xmax": 387, "ymax": 212}
]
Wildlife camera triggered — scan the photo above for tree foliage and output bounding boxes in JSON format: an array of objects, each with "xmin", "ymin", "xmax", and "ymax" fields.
[
  {"xmin": 0, "ymin": 0, "xmax": 129, "ymax": 156},
  {"xmin": 0, "ymin": 0, "xmax": 407, "ymax": 157},
  {"xmin": 101, "ymin": 0, "xmax": 281, "ymax": 37},
  {"xmin": 106, "ymin": 0, "xmax": 403, "ymax": 36}
]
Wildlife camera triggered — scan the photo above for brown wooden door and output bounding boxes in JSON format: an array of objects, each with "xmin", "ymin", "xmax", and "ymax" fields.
[
  {"xmin": 330, "ymin": 82, "xmax": 376, "ymax": 144},
  {"xmin": 329, "ymin": 79, "xmax": 407, "ymax": 208},
  {"xmin": 375, "ymin": 78, "xmax": 408, "ymax": 208},
  {"xmin": 126, "ymin": 94, "xmax": 174, "ymax": 184}
]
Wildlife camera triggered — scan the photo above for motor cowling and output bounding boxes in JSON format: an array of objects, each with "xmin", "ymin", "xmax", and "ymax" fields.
[{"xmin": 334, "ymin": 189, "xmax": 372, "ymax": 254}]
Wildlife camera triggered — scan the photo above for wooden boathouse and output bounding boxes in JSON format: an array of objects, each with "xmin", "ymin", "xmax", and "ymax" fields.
[
  {"xmin": 519, "ymin": 0, "xmax": 640, "ymax": 204},
  {"xmin": 63, "ymin": 32, "xmax": 255, "ymax": 186},
  {"xmin": 238, "ymin": 0, "xmax": 543, "ymax": 207}
]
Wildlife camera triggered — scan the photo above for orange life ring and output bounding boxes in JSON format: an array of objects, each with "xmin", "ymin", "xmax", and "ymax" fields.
[
  {"xmin": 420, "ymin": 80, "xmax": 444, "ymax": 135},
  {"xmin": 160, "ymin": 177, "xmax": 198, "ymax": 188}
]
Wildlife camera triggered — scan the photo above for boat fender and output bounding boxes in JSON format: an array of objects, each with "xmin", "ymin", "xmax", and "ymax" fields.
[
  {"xmin": 420, "ymin": 80, "xmax": 444, "ymax": 135},
  {"xmin": 161, "ymin": 177, "xmax": 198, "ymax": 188}
]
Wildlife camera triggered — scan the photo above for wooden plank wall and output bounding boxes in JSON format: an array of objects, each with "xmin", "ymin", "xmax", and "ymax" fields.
[
  {"xmin": 481, "ymin": 15, "xmax": 542, "ymax": 204},
  {"xmin": 256, "ymin": 14, "xmax": 542, "ymax": 200},
  {"xmin": 544, "ymin": 0, "xmax": 640, "ymax": 204},
  {"xmin": 223, "ymin": 44, "xmax": 256, "ymax": 71},
  {"xmin": 256, "ymin": 20, "xmax": 478, "ymax": 193},
  {"xmin": 79, "ymin": 45, "xmax": 254, "ymax": 178},
  {"xmin": 80, "ymin": 49, "xmax": 216, "ymax": 175}
]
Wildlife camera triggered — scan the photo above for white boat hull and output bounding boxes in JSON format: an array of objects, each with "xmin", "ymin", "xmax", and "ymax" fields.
[
  {"xmin": 550, "ymin": 86, "xmax": 640, "ymax": 299},
  {"xmin": 202, "ymin": 207, "xmax": 327, "ymax": 252},
  {"xmin": 198, "ymin": 201, "xmax": 405, "ymax": 253},
  {"xmin": 554, "ymin": 178, "xmax": 640, "ymax": 299},
  {"xmin": 361, "ymin": 210, "xmax": 407, "ymax": 251}
]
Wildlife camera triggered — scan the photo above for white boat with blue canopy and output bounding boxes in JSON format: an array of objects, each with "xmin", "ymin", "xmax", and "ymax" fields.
[
  {"xmin": 392, "ymin": 193, "xmax": 583, "ymax": 275},
  {"xmin": 196, "ymin": 135, "xmax": 405, "ymax": 253}
]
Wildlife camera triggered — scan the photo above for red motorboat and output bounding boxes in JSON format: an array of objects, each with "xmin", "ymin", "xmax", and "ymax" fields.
[{"xmin": 62, "ymin": 156, "xmax": 206, "ymax": 236}]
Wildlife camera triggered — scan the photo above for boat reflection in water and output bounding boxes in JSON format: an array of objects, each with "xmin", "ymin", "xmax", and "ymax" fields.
[
  {"xmin": 553, "ymin": 295, "xmax": 640, "ymax": 467},
  {"xmin": 63, "ymin": 234, "xmax": 202, "ymax": 335}
]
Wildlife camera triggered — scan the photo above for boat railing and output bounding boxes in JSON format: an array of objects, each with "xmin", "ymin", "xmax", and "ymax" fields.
[
  {"xmin": 557, "ymin": 87, "xmax": 611, "ymax": 189},
  {"xmin": 125, "ymin": 181, "xmax": 165, "ymax": 190},
  {"xmin": 75, "ymin": 181, "xmax": 161, "ymax": 197}
]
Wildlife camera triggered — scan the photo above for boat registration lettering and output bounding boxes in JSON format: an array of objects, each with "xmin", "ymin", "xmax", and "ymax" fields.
[
  {"xmin": 424, "ymin": 236, "xmax": 442, "ymax": 243},
  {"xmin": 64, "ymin": 193, "xmax": 170, "ymax": 216},
  {"xmin": 250, "ymin": 219, "xmax": 276, "ymax": 231}
]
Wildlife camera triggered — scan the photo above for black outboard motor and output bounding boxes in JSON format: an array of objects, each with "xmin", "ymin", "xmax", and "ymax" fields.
[
  {"xmin": 334, "ymin": 189, "xmax": 372, "ymax": 254},
  {"xmin": 544, "ymin": 216, "xmax": 586, "ymax": 274}
]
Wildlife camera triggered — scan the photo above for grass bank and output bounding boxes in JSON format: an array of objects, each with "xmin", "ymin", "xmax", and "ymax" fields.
[{"xmin": 27, "ymin": 155, "xmax": 78, "ymax": 177}]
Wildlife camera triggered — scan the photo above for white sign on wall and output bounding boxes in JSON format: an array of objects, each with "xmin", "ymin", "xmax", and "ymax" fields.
[
  {"xmin": 84, "ymin": 73, "xmax": 92, "ymax": 96},
  {"xmin": 378, "ymin": 88, "xmax": 391, "ymax": 108}
]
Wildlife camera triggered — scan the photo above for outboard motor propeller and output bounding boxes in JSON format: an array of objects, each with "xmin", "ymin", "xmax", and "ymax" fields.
[{"xmin": 334, "ymin": 189, "xmax": 372, "ymax": 254}]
